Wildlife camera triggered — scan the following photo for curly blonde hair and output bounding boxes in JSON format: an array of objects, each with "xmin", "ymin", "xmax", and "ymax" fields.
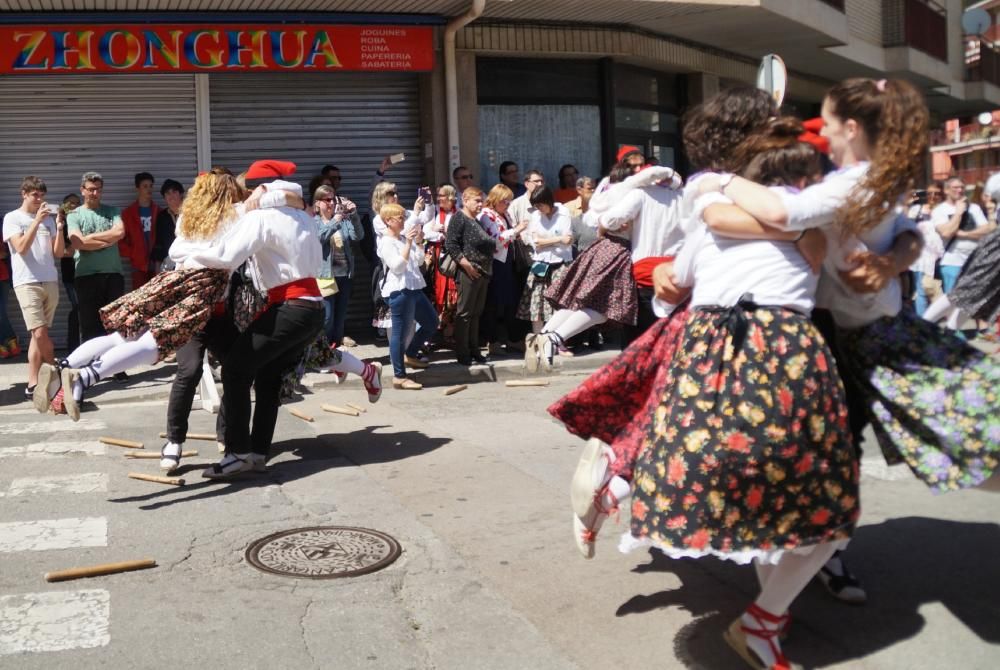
[
  {"xmin": 827, "ymin": 78, "xmax": 929, "ymax": 237},
  {"xmin": 371, "ymin": 181, "xmax": 397, "ymax": 215},
  {"xmin": 179, "ymin": 168, "xmax": 243, "ymax": 240}
]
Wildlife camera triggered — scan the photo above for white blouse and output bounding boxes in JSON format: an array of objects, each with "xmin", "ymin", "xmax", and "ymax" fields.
[
  {"xmin": 377, "ymin": 234, "xmax": 427, "ymax": 296},
  {"xmin": 528, "ymin": 203, "xmax": 573, "ymax": 264}
]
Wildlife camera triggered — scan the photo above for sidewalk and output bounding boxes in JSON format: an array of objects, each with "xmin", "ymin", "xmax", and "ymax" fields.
[{"xmin": 0, "ymin": 341, "xmax": 619, "ymax": 408}]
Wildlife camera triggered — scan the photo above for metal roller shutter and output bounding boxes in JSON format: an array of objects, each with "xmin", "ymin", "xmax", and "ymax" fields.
[
  {"xmin": 0, "ymin": 74, "xmax": 198, "ymax": 350},
  {"xmin": 209, "ymin": 72, "xmax": 423, "ymax": 337}
]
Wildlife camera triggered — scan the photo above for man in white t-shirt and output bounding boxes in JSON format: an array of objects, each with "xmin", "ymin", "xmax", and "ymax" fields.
[
  {"xmin": 2, "ymin": 175, "xmax": 64, "ymax": 399},
  {"xmin": 931, "ymin": 177, "xmax": 995, "ymax": 293}
]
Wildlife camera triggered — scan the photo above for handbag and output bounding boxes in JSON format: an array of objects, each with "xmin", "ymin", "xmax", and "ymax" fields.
[
  {"xmin": 512, "ymin": 238, "xmax": 533, "ymax": 274},
  {"xmin": 530, "ymin": 261, "xmax": 551, "ymax": 279},
  {"xmin": 438, "ymin": 249, "xmax": 458, "ymax": 279}
]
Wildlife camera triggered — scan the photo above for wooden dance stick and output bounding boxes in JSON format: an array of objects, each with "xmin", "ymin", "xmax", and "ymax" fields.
[
  {"xmin": 443, "ymin": 384, "xmax": 468, "ymax": 396},
  {"xmin": 505, "ymin": 379, "xmax": 550, "ymax": 388},
  {"xmin": 345, "ymin": 402, "xmax": 367, "ymax": 414},
  {"xmin": 100, "ymin": 437, "xmax": 144, "ymax": 449},
  {"xmin": 322, "ymin": 404, "xmax": 361, "ymax": 417},
  {"xmin": 289, "ymin": 408, "xmax": 314, "ymax": 422},
  {"xmin": 158, "ymin": 432, "xmax": 216, "ymax": 441},
  {"xmin": 124, "ymin": 451, "xmax": 197, "ymax": 459},
  {"xmin": 128, "ymin": 473, "xmax": 185, "ymax": 486},
  {"xmin": 45, "ymin": 559, "xmax": 157, "ymax": 583}
]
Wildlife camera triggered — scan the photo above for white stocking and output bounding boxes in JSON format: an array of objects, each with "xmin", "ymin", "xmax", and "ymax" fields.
[
  {"xmin": 541, "ymin": 309, "xmax": 575, "ymax": 334},
  {"xmin": 331, "ymin": 349, "xmax": 366, "ymax": 377},
  {"xmin": 551, "ymin": 308, "xmax": 607, "ymax": 343},
  {"xmin": 65, "ymin": 332, "xmax": 127, "ymax": 368},
  {"xmin": 755, "ymin": 543, "xmax": 839, "ymax": 616},
  {"xmin": 753, "ymin": 558, "xmax": 776, "ymax": 591},
  {"xmin": 946, "ymin": 307, "xmax": 965, "ymax": 331},
  {"xmin": 922, "ymin": 294, "xmax": 954, "ymax": 323},
  {"xmin": 89, "ymin": 331, "xmax": 160, "ymax": 380}
]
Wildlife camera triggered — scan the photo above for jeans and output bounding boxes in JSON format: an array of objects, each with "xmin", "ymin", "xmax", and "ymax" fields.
[
  {"xmin": 63, "ymin": 281, "xmax": 80, "ymax": 351},
  {"xmin": 939, "ymin": 264, "xmax": 962, "ymax": 294},
  {"xmin": 0, "ymin": 280, "xmax": 16, "ymax": 342},
  {"xmin": 387, "ymin": 288, "xmax": 438, "ymax": 378},
  {"xmin": 76, "ymin": 272, "xmax": 125, "ymax": 342},
  {"xmin": 165, "ymin": 316, "xmax": 237, "ymax": 445},
  {"xmin": 322, "ymin": 275, "xmax": 353, "ymax": 345},
  {"xmin": 222, "ymin": 302, "xmax": 323, "ymax": 455},
  {"xmin": 912, "ymin": 270, "xmax": 929, "ymax": 316}
]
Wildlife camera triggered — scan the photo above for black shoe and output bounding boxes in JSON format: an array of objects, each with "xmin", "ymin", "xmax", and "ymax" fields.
[
  {"xmin": 113, "ymin": 372, "xmax": 129, "ymax": 382},
  {"xmin": 25, "ymin": 384, "xmax": 36, "ymax": 399},
  {"xmin": 471, "ymin": 354, "xmax": 489, "ymax": 364},
  {"xmin": 816, "ymin": 552, "xmax": 867, "ymax": 605},
  {"xmin": 456, "ymin": 357, "xmax": 473, "ymax": 366}
]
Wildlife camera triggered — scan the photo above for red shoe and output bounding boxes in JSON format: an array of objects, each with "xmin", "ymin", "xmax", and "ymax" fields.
[
  {"xmin": 50, "ymin": 388, "xmax": 67, "ymax": 415},
  {"xmin": 5, "ymin": 339, "xmax": 21, "ymax": 356},
  {"xmin": 0, "ymin": 342, "xmax": 9, "ymax": 359}
]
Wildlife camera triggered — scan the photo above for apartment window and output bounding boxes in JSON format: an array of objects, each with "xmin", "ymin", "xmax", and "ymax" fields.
[{"xmin": 818, "ymin": 0, "xmax": 845, "ymax": 11}]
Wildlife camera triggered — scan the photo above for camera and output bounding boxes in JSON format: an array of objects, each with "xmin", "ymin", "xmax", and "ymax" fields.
[
  {"xmin": 912, "ymin": 189, "xmax": 927, "ymax": 205},
  {"xmin": 418, "ymin": 187, "xmax": 432, "ymax": 200}
]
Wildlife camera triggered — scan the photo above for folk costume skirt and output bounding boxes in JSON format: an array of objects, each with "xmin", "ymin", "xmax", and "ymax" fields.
[
  {"xmin": 547, "ymin": 303, "xmax": 690, "ymax": 480},
  {"xmin": 624, "ymin": 303, "xmax": 859, "ymax": 564},
  {"xmin": 517, "ymin": 263, "xmax": 568, "ymax": 323},
  {"xmin": 99, "ymin": 268, "xmax": 229, "ymax": 361},
  {"xmin": 949, "ymin": 227, "xmax": 1000, "ymax": 323},
  {"xmin": 838, "ymin": 309, "xmax": 1000, "ymax": 492},
  {"xmin": 544, "ymin": 236, "xmax": 639, "ymax": 325}
]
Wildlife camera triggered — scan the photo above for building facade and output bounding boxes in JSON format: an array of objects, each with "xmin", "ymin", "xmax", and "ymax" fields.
[{"xmin": 1, "ymin": 0, "xmax": 996, "ymax": 347}]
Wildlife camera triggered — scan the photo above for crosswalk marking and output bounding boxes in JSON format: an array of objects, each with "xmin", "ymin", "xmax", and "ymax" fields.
[
  {"xmin": 0, "ymin": 441, "xmax": 107, "ymax": 459},
  {"xmin": 0, "ymin": 517, "xmax": 107, "ymax": 553},
  {"xmin": 0, "ymin": 589, "xmax": 110, "ymax": 655},
  {"xmin": 3, "ymin": 473, "xmax": 108, "ymax": 497},
  {"xmin": 0, "ymin": 419, "xmax": 108, "ymax": 435}
]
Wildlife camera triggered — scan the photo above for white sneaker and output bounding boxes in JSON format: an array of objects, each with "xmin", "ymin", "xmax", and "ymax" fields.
[{"xmin": 249, "ymin": 453, "xmax": 268, "ymax": 473}]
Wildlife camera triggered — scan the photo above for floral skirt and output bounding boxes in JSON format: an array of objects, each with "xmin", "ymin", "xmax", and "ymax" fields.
[
  {"xmin": 950, "ymin": 227, "xmax": 1000, "ymax": 323},
  {"xmin": 544, "ymin": 236, "xmax": 638, "ymax": 325},
  {"xmin": 838, "ymin": 309, "xmax": 1000, "ymax": 492},
  {"xmin": 100, "ymin": 268, "xmax": 229, "ymax": 361},
  {"xmin": 547, "ymin": 304, "xmax": 690, "ymax": 480},
  {"xmin": 626, "ymin": 305, "xmax": 859, "ymax": 564},
  {"xmin": 516, "ymin": 264, "xmax": 568, "ymax": 323},
  {"xmin": 280, "ymin": 331, "xmax": 342, "ymax": 401}
]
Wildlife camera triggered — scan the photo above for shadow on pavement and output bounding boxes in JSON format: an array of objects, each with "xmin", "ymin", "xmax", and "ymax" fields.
[
  {"xmin": 108, "ymin": 426, "xmax": 450, "ymax": 511},
  {"xmin": 616, "ymin": 516, "xmax": 1000, "ymax": 668}
]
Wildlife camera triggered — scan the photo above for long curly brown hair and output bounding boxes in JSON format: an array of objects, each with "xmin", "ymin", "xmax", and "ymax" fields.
[
  {"xmin": 827, "ymin": 78, "xmax": 929, "ymax": 237},
  {"xmin": 179, "ymin": 168, "xmax": 243, "ymax": 240},
  {"xmin": 682, "ymin": 86, "xmax": 778, "ymax": 172},
  {"xmin": 734, "ymin": 117, "xmax": 821, "ymax": 188}
]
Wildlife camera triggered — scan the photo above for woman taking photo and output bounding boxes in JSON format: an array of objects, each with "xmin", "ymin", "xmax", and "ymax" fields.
[
  {"xmin": 377, "ymin": 203, "xmax": 438, "ymax": 389},
  {"xmin": 314, "ymin": 184, "xmax": 363, "ymax": 348}
]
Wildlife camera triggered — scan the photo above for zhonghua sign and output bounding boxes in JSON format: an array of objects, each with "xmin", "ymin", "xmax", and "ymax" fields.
[{"xmin": 0, "ymin": 24, "xmax": 434, "ymax": 73}]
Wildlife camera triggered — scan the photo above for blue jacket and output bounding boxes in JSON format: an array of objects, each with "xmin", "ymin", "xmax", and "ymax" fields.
[{"xmin": 317, "ymin": 212, "xmax": 363, "ymax": 279}]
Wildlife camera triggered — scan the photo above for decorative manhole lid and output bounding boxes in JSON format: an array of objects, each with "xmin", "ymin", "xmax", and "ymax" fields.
[{"xmin": 245, "ymin": 526, "xmax": 401, "ymax": 579}]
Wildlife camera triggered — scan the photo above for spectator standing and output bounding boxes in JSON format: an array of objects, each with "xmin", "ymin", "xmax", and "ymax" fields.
[
  {"xmin": 423, "ymin": 184, "xmax": 460, "ymax": 340},
  {"xmin": 57, "ymin": 194, "xmax": 82, "ymax": 351},
  {"xmin": 314, "ymin": 184, "xmax": 363, "ymax": 347},
  {"xmin": 554, "ymin": 164, "xmax": 580, "ymax": 203},
  {"xmin": 517, "ymin": 186, "xmax": 573, "ymax": 336},
  {"xmin": 479, "ymin": 184, "xmax": 528, "ymax": 355},
  {"xmin": 567, "ymin": 176, "xmax": 598, "ymax": 252},
  {"xmin": 378, "ymin": 203, "xmax": 438, "ymax": 389},
  {"xmin": 452, "ymin": 166, "xmax": 476, "ymax": 192},
  {"xmin": 2, "ymin": 176, "xmax": 64, "ymax": 400},
  {"xmin": 151, "ymin": 179, "xmax": 184, "ymax": 273},
  {"xmin": 119, "ymin": 172, "xmax": 160, "ymax": 289},
  {"xmin": 67, "ymin": 171, "xmax": 126, "ymax": 343},
  {"xmin": 498, "ymin": 161, "xmax": 525, "ymax": 198},
  {"xmin": 932, "ymin": 177, "xmax": 994, "ymax": 294},
  {"xmin": 509, "ymin": 170, "xmax": 545, "ymax": 227},
  {"xmin": 446, "ymin": 187, "xmax": 496, "ymax": 365},
  {"xmin": 0, "ymin": 245, "xmax": 18, "ymax": 358},
  {"xmin": 906, "ymin": 183, "xmax": 943, "ymax": 316}
]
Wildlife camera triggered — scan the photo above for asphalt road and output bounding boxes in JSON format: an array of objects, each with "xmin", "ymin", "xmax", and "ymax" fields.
[{"xmin": 1, "ymin": 366, "xmax": 999, "ymax": 669}]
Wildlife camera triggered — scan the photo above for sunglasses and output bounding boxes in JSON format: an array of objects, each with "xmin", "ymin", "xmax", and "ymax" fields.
[
  {"xmin": 385, "ymin": 191, "xmax": 397, "ymax": 196},
  {"xmin": 316, "ymin": 197, "xmax": 335, "ymax": 203}
]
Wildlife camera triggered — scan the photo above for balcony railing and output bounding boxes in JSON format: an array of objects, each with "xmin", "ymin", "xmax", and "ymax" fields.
[
  {"xmin": 967, "ymin": 39, "xmax": 1000, "ymax": 88},
  {"xmin": 884, "ymin": 0, "xmax": 948, "ymax": 62}
]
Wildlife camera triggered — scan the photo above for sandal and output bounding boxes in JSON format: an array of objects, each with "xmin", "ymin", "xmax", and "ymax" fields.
[
  {"xmin": 817, "ymin": 554, "xmax": 867, "ymax": 604},
  {"xmin": 723, "ymin": 604, "xmax": 802, "ymax": 670},
  {"xmin": 160, "ymin": 442, "xmax": 183, "ymax": 472},
  {"xmin": 202, "ymin": 453, "xmax": 254, "ymax": 479}
]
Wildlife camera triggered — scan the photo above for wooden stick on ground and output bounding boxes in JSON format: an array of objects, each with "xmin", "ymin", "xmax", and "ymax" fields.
[
  {"xmin": 288, "ymin": 407, "xmax": 314, "ymax": 422},
  {"xmin": 345, "ymin": 402, "xmax": 367, "ymax": 414},
  {"xmin": 443, "ymin": 384, "xmax": 468, "ymax": 396},
  {"xmin": 100, "ymin": 437, "xmax": 144, "ymax": 449},
  {"xmin": 322, "ymin": 404, "xmax": 361, "ymax": 417},
  {"xmin": 124, "ymin": 451, "xmax": 198, "ymax": 459},
  {"xmin": 158, "ymin": 432, "xmax": 216, "ymax": 441},
  {"xmin": 45, "ymin": 559, "xmax": 157, "ymax": 583},
  {"xmin": 505, "ymin": 379, "xmax": 550, "ymax": 387},
  {"xmin": 127, "ymin": 472, "xmax": 185, "ymax": 486}
]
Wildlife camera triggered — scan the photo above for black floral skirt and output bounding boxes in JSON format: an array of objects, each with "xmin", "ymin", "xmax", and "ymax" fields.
[
  {"xmin": 100, "ymin": 268, "xmax": 229, "ymax": 361},
  {"xmin": 626, "ymin": 304, "xmax": 859, "ymax": 564},
  {"xmin": 544, "ymin": 236, "xmax": 638, "ymax": 325},
  {"xmin": 950, "ymin": 227, "xmax": 1000, "ymax": 322}
]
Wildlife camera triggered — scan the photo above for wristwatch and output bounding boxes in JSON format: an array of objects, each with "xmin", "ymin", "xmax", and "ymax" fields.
[{"xmin": 719, "ymin": 173, "xmax": 736, "ymax": 193}]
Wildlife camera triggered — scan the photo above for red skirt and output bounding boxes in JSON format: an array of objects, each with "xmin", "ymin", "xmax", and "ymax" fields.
[{"xmin": 547, "ymin": 303, "xmax": 690, "ymax": 479}]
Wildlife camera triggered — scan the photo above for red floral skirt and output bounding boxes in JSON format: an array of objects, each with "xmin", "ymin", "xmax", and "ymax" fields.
[
  {"xmin": 547, "ymin": 303, "xmax": 690, "ymax": 479},
  {"xmin": 100, "ymin": 268, "xmax": 229, "ymax": 361}
]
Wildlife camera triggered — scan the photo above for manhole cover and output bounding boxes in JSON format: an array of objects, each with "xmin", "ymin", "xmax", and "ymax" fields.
[{"xmin": 245, "ymin": 526, "xmax": 401, "ymax": 579}]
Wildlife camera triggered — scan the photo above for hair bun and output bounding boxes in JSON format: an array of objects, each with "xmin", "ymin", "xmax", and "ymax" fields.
[{"xmin": 768, "ymin": 116, "xmax": 804, "ymax": 138}]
